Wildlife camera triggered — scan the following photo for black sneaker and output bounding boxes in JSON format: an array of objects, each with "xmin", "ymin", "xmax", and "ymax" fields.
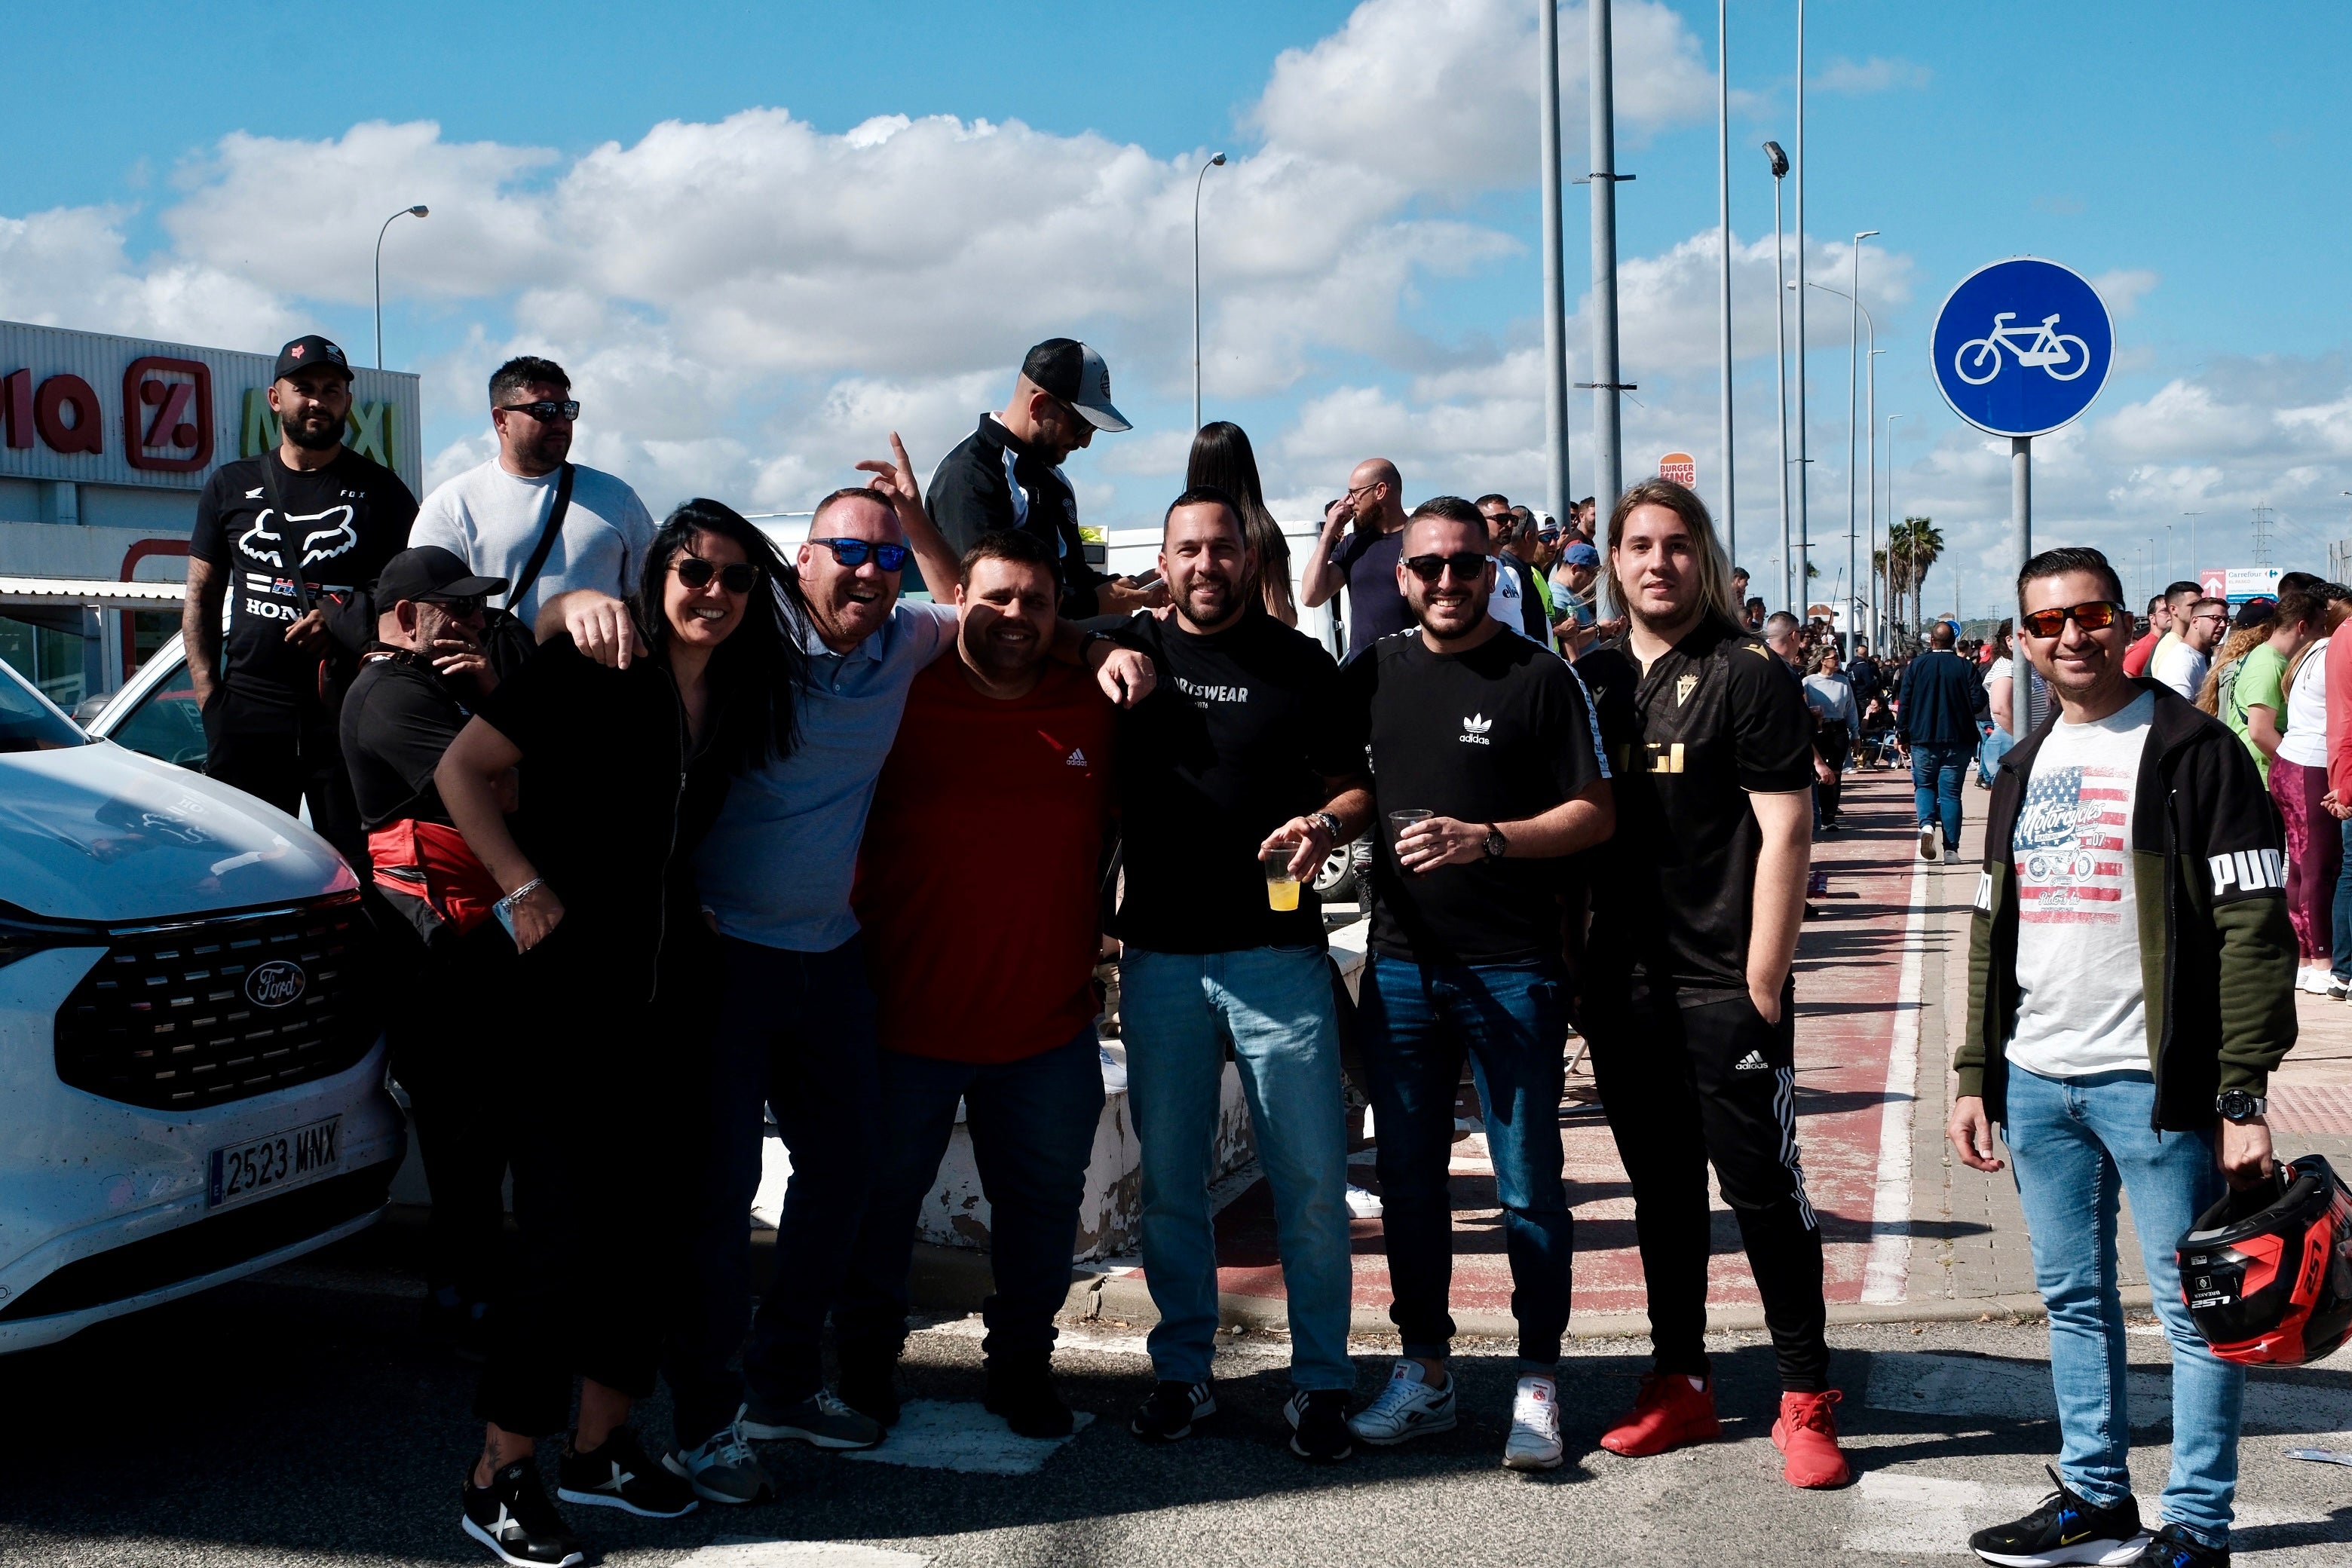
[
  {"xmin": 1130, "ymin": 1380, "xmax": 1216, "ymax": 1443},
  {"xmin": 839, "ymin": 1354, "xmax": 902, "ymax": 1429},
  {"xmin": 1968, "ymin": 1467, "xmax": 2148, "ymax": 1566},
  {"xmin": 2138, "ymin": 1524, "xmax": 2229, "ymax": 1568},
  {"xmin": 985, "ymin": 1358, "xmax": 1073, "ymax": 1439},
  {"xmin": 462, "ymin": 1459, "xmax": 585, "ymax": 1568},
  {"xmin": 555, "ymin": 1427, "xmax": 698, "ymax": 1519},
  {"xmin": 1285, "ymin": 1388, "xmax": 1352, "ymax": 1463}
]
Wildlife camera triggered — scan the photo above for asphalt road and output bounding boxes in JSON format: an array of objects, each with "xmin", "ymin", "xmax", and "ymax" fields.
[{"xmin": 2, "ymin": 1229, "xmax": 2348, "ymax": 1567}]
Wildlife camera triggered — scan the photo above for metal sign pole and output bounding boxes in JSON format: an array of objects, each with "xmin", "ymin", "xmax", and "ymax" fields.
[{"xmin": 2014, "ymin": 434, "xmax": 2041, "ymax": 731}]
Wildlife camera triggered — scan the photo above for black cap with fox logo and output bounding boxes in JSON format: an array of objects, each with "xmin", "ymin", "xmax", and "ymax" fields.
[{"xmin": 274, "ymin": 334, "xmax": 354, "ymax": 383}]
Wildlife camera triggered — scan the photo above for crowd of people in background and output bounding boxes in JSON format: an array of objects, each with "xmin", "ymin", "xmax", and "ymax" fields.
[{"xmin": 173, "ymin": 329, "xmax": 2297, "ymax": 1568}]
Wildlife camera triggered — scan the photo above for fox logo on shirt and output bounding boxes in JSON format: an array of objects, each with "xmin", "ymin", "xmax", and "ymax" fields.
[
  {"xmin": 237, "ymin": 506, "xmax": 358, "ymax": 573},
  {"xmin": 1460, "ymin": 713, "xmax": 1493, "ymax": 746}
]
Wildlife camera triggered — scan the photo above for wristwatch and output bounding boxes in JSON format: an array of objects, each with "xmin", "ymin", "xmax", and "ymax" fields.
[
  {"xmin": 1483, "ymin": 823, "xmax": 1509, "ymax": 860},
  {"xmin": 2216, "ymin": 1090, "xmax": 2268, "ymax": 1123},
  {"xmin": 1310, "ymin": 810, "xmax": 1344, "ymax": 842}
]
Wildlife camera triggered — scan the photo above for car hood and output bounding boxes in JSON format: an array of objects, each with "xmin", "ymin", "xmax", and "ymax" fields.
[{"xmin": 0, "ymin": 741, "xmax": 356, "ymax": 924}]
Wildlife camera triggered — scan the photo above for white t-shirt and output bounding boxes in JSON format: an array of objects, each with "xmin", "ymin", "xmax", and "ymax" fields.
[
  {"xmin": 2149, "ymin": 636, "xmax": 2210, "ymax": 703},
  {"xmin": 2007, "ymin": 690, "xmax": 2156, "ymax": 1080},
  {"xmin": 409, "ymin": 458, "xmax": 657, "ymax": 629},
  {"xmin": 2279, "ymin": 636, "xmax": 2331, "ymax": 770},
  {"xmin": 1986, "ymin": 655, "xmax": 2015, "ymax": 730}
]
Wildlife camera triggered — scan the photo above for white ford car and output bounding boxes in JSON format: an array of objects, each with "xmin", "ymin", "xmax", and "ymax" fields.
[{"xmin": 0, "ymin": 649, "xmax": 403, "ymax": 1351}]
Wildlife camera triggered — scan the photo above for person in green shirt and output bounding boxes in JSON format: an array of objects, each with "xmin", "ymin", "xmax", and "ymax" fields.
[{"xmin": 2222, "ymin": 587, "xmax": 2323, "ymax": 782}]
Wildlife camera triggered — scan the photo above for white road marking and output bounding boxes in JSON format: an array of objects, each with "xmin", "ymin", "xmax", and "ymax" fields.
[
  {"xmin": 1844, "ymin": 1472, "xmax": 2042, "ymax": 1555},
  {"xmin": 1866, "ymin": 1351, "xmax": 2352, "ymax": 1437},
  {"xmin": 1860, "ymin": 858, "xmax": 1929, "ymax": 1305},
  {"xmin": 675, "ymin": 1542, "xmax": 927, "ymax": 1566},
  {"xmin": 841, "ymin": 1400, "xmax": 1094, "ymax": 1475}
]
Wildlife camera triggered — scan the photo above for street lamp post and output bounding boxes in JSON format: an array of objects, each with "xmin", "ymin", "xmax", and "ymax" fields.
[
  {"xmin": 1867, "ymin": 343, "xmax": 1882, "ymax": 651},
  {"xmin": 1192, "ymin": 153, "xmax": 1226, "ymax": 432},
  {"xmin": 1845, "ymin": 229, "xmax": 1877, "ymax": 653},
  {"xmin": 1885, "ymin": 412, "xmax": 1905, "ymax": 650},
  {"xmin": 373, "ymin": 204, "xmax": 429, "ymax": 369},
  {"xmin": 1793, "ymin": 0, "xmax": 1810, "ymax": 614},
  {"xmin": 1716, "ymin": 0, "xmax": 1735, "ymax": 563},
  {"xmin": 1799, "ymin": 277, "xmax": 1873, "ymax": 643},
  {"xmin": 1539, "ymin": 0, "xmax": 1572, "ymax": 524},
  {"xmin": 1764, "ymin": 141, "xmax": 1791, "ymax": 613}
]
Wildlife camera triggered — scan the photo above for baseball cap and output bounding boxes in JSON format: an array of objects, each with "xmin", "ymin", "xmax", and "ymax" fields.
[
  {"xmin": 375, "ymin": 546, "xmax": 507, "ymax": 608},
  {"xmin": 1021, "ymin": 338, "xmax": 1131, "ymax": 433},
  {"xmin": 1562, "ymin": 541, "xmax": 1600, "ymax": 566},
  {"xmin": 274, "ymin": 334, "xmax": 354, "ymax": 383}
]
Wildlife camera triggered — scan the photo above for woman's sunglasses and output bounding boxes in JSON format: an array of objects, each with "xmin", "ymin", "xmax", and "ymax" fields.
[
  {"xmin": 2018, "ymin": 600, "xmax": 2124, "ymax": 639},
  {"xmin": 809, "ymin": 537, "xmax": 910, "ymax": 571},
  {"xmin": 672, "ymin": 556, "xmax": 761, "ymax": 594},
  {"xmin": 1401, "ymin": 553, "xmax": 1493, "ymax": 583}
]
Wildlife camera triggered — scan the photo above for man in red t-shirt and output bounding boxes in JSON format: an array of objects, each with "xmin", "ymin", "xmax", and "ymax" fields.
[{"xmin": 835, "ymin": 528, "xmax": 1116, "ymax": 1441}]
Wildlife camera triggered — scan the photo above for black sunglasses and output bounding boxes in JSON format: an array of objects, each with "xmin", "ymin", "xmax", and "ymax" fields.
[
  {"xmin": 810, "ymin": 537, "xmax": 909, "ymax": 571},
  {"xmin": 672, "ymin": 556, "xmax": 760, "ymax": 594},
  {"xmin": 496, "ymin": 399, "xmax": 580, "ymax": 421},
  {"xmin": 2019, "ymin": 599, "xmax": 2124, "ymax": 639},
  {"xmin": 424, "ymin": 593, "xmax": 487, "ymax": 618},
  {"xmin": 1401, "ymin": 552, "xmax": 1493, "ymax": 583}
]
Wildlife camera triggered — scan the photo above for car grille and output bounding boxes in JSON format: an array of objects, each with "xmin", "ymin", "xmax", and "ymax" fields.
[{"xmin": 54, "ymin": 897, "xmax": 378, "ymax": 1110}]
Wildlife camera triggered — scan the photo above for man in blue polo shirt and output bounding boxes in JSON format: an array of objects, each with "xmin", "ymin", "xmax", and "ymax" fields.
[{"xmin": 654, "ymin": 439, "xmax": 1153, "ymax": 1504}]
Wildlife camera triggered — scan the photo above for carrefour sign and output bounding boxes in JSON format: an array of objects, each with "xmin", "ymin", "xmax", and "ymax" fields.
[{"xmin": 0, "ymin": 320, "xmax": 420, "ymax": 492}]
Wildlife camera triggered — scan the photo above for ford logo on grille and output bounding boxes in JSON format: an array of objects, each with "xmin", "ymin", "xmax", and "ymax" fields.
[{"xmin": 244, "ymin": 960, "xmax": 307, "ymax": 1009}]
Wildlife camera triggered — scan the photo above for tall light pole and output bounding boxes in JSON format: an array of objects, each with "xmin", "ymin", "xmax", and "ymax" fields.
[
  {"xmin": 1799, "ymin": 278, "xmax": 1869, "ymax": 627},
  {"xmin": 1764, "ymin": 140, "xmax": 1791, "ymax": 613},
  {"xmin": 1884, "ymin": 412, "xmax": 1905, "ymax": 649},
  {"xmin": 1539, "ymin": 0, "xmax": 1572, "ymax": 524},
  {"xmin": 1191, "ymin": 153, "xmax": 1226, "ymax": 432},
  {"xmin": 1793, "ymin": 0, "xmax": 1811, "ymax": 614},
  {"xmin": 2183, "ymin": 511, "xmax": 2201, "ymax": 585},
  {"xmin": 373, "ymin": 205, "xmax": 429, "ymax": 369},
  {"xmin": 1716, "ymin": 0, "xmax": 1735, "ymax": 561},
  {"xmin": 1587, "ymin": 0, "xmax": 1627, "ymax": 509},
  {"xmin": 1845, "ymin": 230, "xmax": 1877, "ymax": 651},
  {"xmin": 1867, "ymin": 344, "xmax": 1882, "ymax": 651}
]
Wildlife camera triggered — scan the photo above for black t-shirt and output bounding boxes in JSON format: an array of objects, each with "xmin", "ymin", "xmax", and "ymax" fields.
[
  {"xmin": 1331, "ymin": 528, "xmax": 1413, "ymax": 656},
  {"xmin": 1587, "ymin": 618, "xmax": 1815, "ymax": 1000},
  {"xmin": 1110, "ymin": 610, "xmax": 1360, "ymax": 954},
  {"xmin": 189, "ymin": 448, "xmax": 418, "ymax": 733},
  {"xmin": 1337, "ymin": 628, "xmax": 1607, "ymax": 966},
  {"xmin": 926, "ymin": 415, "xmax": 1107, "ymax": 619},
  {"xmin": 338, "ymin": 649, "xmax": 484, "ymax": 830}
]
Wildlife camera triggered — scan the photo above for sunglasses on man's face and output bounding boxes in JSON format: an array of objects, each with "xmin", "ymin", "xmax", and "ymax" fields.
[
  {"xmin": 1401, "ymin": 553, "xmax": 1493, "ymax": 583},
  {"xmin": 672, "ymin": 556, "xmax": 761, "ymax": 594},
  {"xmin": 426, "ymin": 594, "xmax": 487, "ymax": 618},
  {"xmin": 2019, "ymin": 599, "xmax": 2124, "ymax": 639},
  {"xmin": 496, "ymin": 400, "xmax": 580, "ymax": 422},
  {"xmin": 810, "ymin": 537, "xmax": 909, "ymax": 572}
]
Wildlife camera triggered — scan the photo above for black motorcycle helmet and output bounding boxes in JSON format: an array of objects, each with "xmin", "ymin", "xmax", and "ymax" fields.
[{"xmin": 2178, "ymin": 1154, "xmax": 2352, "ymax": 1366}]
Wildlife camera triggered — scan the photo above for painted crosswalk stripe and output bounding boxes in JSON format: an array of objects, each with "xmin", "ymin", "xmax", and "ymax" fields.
[
  {"xmin": 1860, "ymin": 857, "xmax": 1929, "ymax": 1305},
  {"xmin": 674, "ymin": 1542, "xmax": 928, "ymax": 1566},
  {"xmin": 1865, "ymin": 1351, "xmax": 2352, "ymax": 1438},
  {"xmin": 840, "ymin": 1399, "xmax": 1094, "ymax": 1475}
]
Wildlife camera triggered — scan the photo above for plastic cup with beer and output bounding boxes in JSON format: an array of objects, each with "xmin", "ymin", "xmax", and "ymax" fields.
[{"xmin": 1263, "ymin": 845, "xmax": 1302, "ymax": 912}]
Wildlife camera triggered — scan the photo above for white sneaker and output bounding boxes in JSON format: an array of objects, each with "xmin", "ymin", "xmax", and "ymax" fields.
[
  {"xmin": 1346, "ymin": 1358, "xmax": 1459, "ymax": 1446},
  {"xmin": 1503, "ymin": 1375, "xmax": 1564, "ymax": 1471},
  {"xmin": 2296, "ymin": 966, "xmax": 2335, "ymax": 996},
  {"xmin": 1345, "ymin": 1184, "xmax": 1384, "ymax": 1220},
  {"xmin": 1919, "ymin": 823, "xmax": 1942, "ymax": 862}
]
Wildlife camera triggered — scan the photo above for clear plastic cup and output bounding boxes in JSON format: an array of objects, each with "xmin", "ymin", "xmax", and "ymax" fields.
[
  {"xmin": 1264, "ymin": 850, "xmax": 1300, "ymax": 912},
  {"xmin": 1387, "ymin": 808, "xmax": 1435, "ymax": 874}
]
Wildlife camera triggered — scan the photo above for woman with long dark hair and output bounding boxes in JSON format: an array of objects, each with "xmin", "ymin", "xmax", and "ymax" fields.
[
  {"xmin": 1187, "ymin": 419, "xmax": 1297, "ymax": 624},
  {"xmin": 435, "ymin": 498, "xmax": 802, "ymax": 1565}
]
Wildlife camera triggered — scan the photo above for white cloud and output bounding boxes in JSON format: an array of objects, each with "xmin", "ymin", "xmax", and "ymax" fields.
[
  {"xmin": 2093, "ymin": 268, "xmax": 2160, "ymax": 318},
  {"xmin": 1810, "ymin": 57, "xmax": 1934, "ymax": 95}
]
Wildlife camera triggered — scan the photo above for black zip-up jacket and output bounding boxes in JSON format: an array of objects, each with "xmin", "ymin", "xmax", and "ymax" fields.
[
  {"xmin": 926, "ymin": 413, "xmax": 1109, "ymax": 620},
  {"xmin": 1958, "ymin": 677, "xmax": 2296, "ymax": 1132}
]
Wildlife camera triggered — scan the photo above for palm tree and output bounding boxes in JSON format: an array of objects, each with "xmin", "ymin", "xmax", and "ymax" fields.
[{"xmin": 1883, "ymin": 516, "xmax": 1944, "ymax": 648}]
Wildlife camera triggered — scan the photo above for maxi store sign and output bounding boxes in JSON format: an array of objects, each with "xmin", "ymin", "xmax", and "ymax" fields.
[{"xmin": 0, "ymin": 319, "xmax": 421, "ymax": 494}]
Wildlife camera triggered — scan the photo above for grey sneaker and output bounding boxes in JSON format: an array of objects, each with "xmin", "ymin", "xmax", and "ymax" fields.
[
  {"xmin": 740, "ymin": 1391, "xmax": 884, "ymax": 1450},
  {"xmin": 664, "ymin": 1419, "xmax": 776, "ymax": 1505}
]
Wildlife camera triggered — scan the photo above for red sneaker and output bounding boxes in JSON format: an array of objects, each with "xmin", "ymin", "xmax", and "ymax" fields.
[
  {"xmin": 1771, "ymin": 1389, "xmax": 1852, "ymax": 1488},
  {"xmin": 1597, "ymin": 1372, "xmax": 1722, "ymax": 1457}
]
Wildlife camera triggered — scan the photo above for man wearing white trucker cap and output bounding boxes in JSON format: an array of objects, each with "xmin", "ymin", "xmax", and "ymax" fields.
[{"xmin": 928, "ymin": 338, "xmax": 1162, "ymax": 620}]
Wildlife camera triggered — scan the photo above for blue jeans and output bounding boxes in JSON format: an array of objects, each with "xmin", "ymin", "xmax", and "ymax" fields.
[
  {"xmin": 2003, "ymin": 1064, "xmax": 2241, "ymax": 1550},
  {"xmin": 836, "ymin": 1028, "xmax": 1105, "ymax": 1368},
  {"xmin": 669, "ymin": 935, "xmax": 883, "ymax": 1447},
  {"xmin": 1977, "ymin": 723, "xmax": 2014, "ymax": 786},
  {"xmin": 1122, "ymin": 945, "xmax": 1355, "ymax": 1391},
  {"xmin": 1911, "ymin": 740, "xmax": 1970, "ymax": 846},
  {"xmin": 1357, "ymin": 954, "xmax": 1573, "ymax": 1367},
  {"xmin": 2332, "ymin": 817, "xmax": 2352, "ymax": 982}
]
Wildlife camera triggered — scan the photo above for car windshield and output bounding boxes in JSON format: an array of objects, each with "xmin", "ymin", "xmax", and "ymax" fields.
[{"xmin": 0, "ymin": 656, "xmax": 91, "ymax": 752}]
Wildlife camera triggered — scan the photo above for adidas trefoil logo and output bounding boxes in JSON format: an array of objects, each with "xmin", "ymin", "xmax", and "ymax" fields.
[
  {"xmin": 1733, "ymin": 1050, "xmax": 1769, "ymax": 1071},
  {"xmin": 1459, "ymin": 713, "xmax": 1493, "ymax": 746}
]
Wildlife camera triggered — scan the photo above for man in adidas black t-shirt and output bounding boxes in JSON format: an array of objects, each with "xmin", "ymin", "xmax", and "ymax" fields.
[
  {"xmin": 1327, "ymin": 496, "xmax": 1612, "ymax": 1472},
  {"xmin": 1582, "ymin": 479, "xmax": 1851, "ymax": 1491},
  {"xmin": 1111, "ymin": 487, "xmax": 1370, "ymax": 1462}
]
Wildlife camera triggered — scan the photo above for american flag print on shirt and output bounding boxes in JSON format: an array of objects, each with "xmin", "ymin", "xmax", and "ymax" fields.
[{"xmin": 2014, "ymin": 761, "xmax": 2131, "ymax": 925}]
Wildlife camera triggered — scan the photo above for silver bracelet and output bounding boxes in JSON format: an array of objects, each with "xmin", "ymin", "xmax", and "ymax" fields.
[{"xmin": 495, "ymin": 877, "xmax": 544, "ymax": 916}]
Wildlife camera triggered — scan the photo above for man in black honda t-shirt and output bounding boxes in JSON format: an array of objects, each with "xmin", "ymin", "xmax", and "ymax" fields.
[
  {"xmin": 1111, "ymin": 486, "xmax": 1372, "ymax": 1464},
  {"xmin": 1328, "ymin": 496, "xmax": 1612, "ymax": 1474},
  {"xmin": 185, "ymin": 333, "xmax": 417, "ymax": 866},
  {"xmin": 339, "ymin": 545, "xmax": 513, "ymax": 1355},
  {"xmin": 1581, "ymin": 478, "xmax": 1851, "ymax": 1493}
]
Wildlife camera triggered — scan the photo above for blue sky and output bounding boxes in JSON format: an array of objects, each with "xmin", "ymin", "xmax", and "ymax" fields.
[{"xmin": 6, "ymin": 1, "xmax": 2348, "ymax": 619}]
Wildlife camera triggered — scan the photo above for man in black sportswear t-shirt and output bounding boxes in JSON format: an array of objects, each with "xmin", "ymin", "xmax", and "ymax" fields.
[
  {"xmin": 1326, "ymin": 496, "xmax": 1612, "ymax": 1472},
  {"xmin": 339, "ymin": 546, "xmax": 513, "ymax": 1352},
  {"xmin": 185, "ymin": 333, "xmax": 417, "ymax": 866},
  {"xmin": 1111, "ymin": 487, "xmax": 1370, "ymax": 1462},
  {"xmin": 1582, "ymin": 479, "xmax": 1851, "ymax": 1492}
]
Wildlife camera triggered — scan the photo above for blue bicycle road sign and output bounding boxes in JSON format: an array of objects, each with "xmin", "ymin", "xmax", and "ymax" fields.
[{"xmin": 1931, "ymin": 257, "xmax": 2114, "ymax": 439}]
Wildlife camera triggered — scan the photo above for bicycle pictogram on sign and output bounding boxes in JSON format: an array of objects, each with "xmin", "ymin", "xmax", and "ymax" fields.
[
  {"xmin": 1930, "ymin": 258, "xmax": 2115, "ymax": 439},
  {"xmin": 1953, "ymin": 313, "xmax": 2092, "ymax": 385}
]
